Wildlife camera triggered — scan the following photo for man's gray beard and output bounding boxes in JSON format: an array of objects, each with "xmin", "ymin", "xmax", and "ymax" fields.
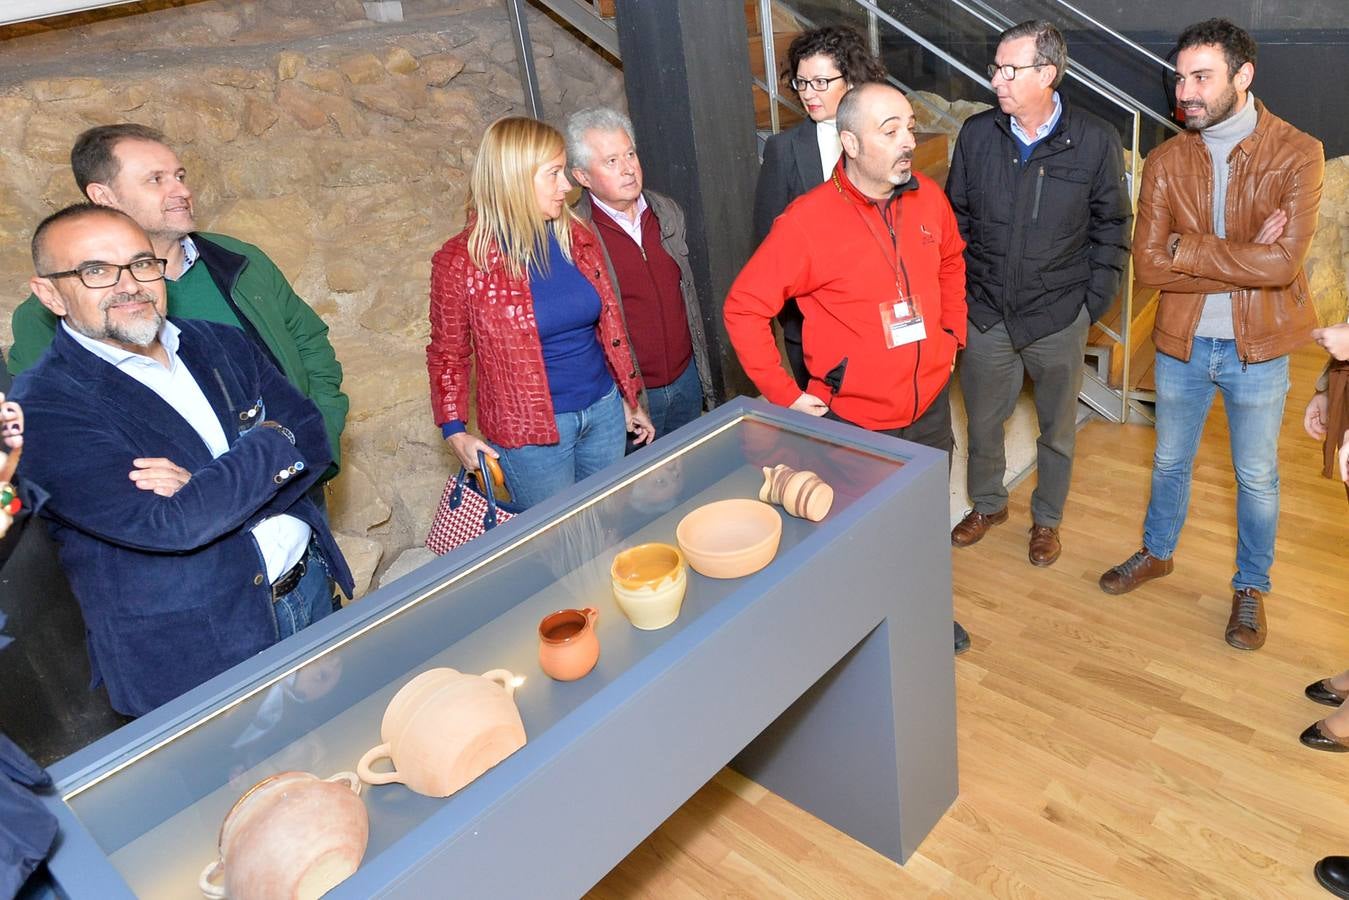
[{"xmin": 67, "ymin": 295, "xmax": 164, "ymax": 348}]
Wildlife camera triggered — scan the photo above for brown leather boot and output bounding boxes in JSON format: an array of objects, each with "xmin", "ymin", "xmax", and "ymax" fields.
[
  {"xmin": 1098, "ymin": 548, "xmax": 1173, "ymax": 594},
  {"xmin": 1225, "ymin": 588, "xmax": 1267, "ymax": 650},
  {"xmin": 951, "ymin": 507, "xmax": 1008, "ymax": 547},
  {"xmin": 1028, "ymin": 524, "xmax": 1061, "ymax": 567}
]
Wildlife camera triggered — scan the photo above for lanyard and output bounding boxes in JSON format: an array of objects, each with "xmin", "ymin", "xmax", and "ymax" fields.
[{"xmin": 852, "ymin": 196, "xmax": 913, "ymax": 298}]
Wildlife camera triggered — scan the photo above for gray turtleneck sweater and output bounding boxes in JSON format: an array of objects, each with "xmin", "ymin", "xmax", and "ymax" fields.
[{"xmin": 1195, "ymin": 94, "xmax": 1260, "ymax": 339}]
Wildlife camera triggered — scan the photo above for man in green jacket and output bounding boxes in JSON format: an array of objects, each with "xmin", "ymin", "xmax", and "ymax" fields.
[{"xmin": 8, "ymin": 123, "xmax": 347, "ymax": 475}]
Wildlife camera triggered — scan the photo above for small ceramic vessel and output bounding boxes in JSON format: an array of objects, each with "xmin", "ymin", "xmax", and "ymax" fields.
[
  {"xmin": 538, "ymin": 607, "xmax": 600, "ymax": 680},
  {"xmin": 610, "ymin": 543, "xmax": 687, "ymax": 630},
  {"xmin": 759, "ymin": 464, "xmax": 834, "ymax": 522},
  {"xmin": 357, "ymin": 667, "xmax": 526, "ymax": 798},
  {"xmin": 675, "ymin": 498, "xmax": 782, "ymax": 579},
  {"xmin": 198, "ymin": 770, "xmax": 367, "ymax": 900}
]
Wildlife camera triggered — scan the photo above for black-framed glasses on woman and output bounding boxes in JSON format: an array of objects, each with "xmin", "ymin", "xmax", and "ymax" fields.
[
  {"xmin": 39, "ymin": 258, "xmax": 168, "ymax": 289},
  {"xmin": 987, "ymin": 63, "xmax": 1045, "ymax": 81},
  {"xmin": 789, "ymin": 74, "xmax": 846, "ymax": 92}
]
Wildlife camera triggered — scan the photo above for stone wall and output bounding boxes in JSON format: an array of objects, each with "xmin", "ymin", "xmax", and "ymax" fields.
[{"xmin": 0, "ymin": 0, "xmax": 624, "ymax": 596}]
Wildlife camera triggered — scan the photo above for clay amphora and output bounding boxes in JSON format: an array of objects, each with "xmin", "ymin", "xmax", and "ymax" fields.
[
  {"xmin": 610, "ymin": 543, "xmax": 686, "ymax": 630},
  {"xmin": 198, "ymin": 770, "xmax": 367, "ymax": 900},
  {"xmin": 538, "ymin": 607, "xmax": 600, "ymax": 680},
  {"xmin": 759, "ymin": 464, "xmax": 834, "ymax": 522},
  {"xmin": 357, "ymin": 667, "xmax": 526, "ymax": 798}
]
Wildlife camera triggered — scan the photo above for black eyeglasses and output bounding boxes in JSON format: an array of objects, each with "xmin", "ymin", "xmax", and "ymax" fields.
[
  {"xmin": 789, "ymin": 74, "xmax": 847, "ymax": 92},
  {"xmin": 40, "ymin": 258, "xmax": 168, "ymax": 289},
  {"xmin": 987, "ymin": 63, "xmax": 1045, "ymax": 81}
]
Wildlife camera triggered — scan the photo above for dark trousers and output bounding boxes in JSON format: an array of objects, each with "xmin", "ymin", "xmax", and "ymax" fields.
[
  {"xmin": 960, "ymin": 307, "xmax": 1088, "ymax": 526},
  {"xmin": 826, "ymin": 381, "xmax": 954, "ymax": 464}
]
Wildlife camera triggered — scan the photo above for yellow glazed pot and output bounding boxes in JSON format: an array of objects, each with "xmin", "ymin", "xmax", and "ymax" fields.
[{"xmin": 610, "ymin": 542, "xmax": 687, "ymax": 630}]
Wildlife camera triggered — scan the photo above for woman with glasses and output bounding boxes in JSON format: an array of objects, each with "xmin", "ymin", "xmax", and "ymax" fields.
[
  {"xmin": 752, "ymin": 25, "xmax": 887, "ymax": 388},
  {"xmin": 427, "ymin": 116, "xmax": 653, "ymax": 509}
]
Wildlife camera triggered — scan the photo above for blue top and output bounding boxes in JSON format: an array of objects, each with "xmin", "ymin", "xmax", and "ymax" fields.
[{"xmin": 443, "ymin": 233, "xmax": 614, "ymax": 438}]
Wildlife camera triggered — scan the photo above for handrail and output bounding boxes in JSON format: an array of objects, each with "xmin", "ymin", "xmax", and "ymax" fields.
[
  {"xmin": 952, "ymin": 0, "xmax": 1179, "ymax": 136},
  {"xmin": 766, "ymin": 1, "xmax": 962, "ymax": 134},
  {"xmin": 1049, "ymin": 0, "xmax": 1175, "ymax": 73},
  {"xmin": 758, "ymin": 0, "xmax": 780, "ymax": 134},
  {"xmin": 526, "ymin": 0, "xmax": 617, "ymax": 59}
]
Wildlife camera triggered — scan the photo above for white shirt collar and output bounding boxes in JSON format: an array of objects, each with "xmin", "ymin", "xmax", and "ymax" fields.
[
  {"xmin": 174, "ymin": 234, "xmax": 199, "ymax": 280},
  {"xmin": 591, "ymin": 193, "xmax": 649, "ymax": 246},
  {"xmin": 61, "ymin": 318, "xmax": 179, "ymax": 371}
]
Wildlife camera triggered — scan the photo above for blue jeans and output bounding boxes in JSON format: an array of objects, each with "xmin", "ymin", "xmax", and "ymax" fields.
[
  {"xmin": 274, "ymin": 548, "xmax": 337, "ymax": 640},
  {"xmin": 640, "ymin": 360, "xmax": 703, "ymax": 445},
  {"xmin": 494, "ymin": 384, "xmax": 626, "ymax": 509},
  {"xmin": 1142, "ymin": 339, "xmax": 1289, "ymax": 593}
]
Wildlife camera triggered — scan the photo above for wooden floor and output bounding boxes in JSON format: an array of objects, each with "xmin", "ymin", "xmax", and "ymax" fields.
[{"xmin": 589, "ymin": 345, "xmax": 1349, "ymax": 899}]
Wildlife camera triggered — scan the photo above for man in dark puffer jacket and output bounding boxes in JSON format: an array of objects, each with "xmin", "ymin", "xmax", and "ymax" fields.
[{"xmin": 946, "ymin": 20, "xmax": 1132, "ymax": 567}]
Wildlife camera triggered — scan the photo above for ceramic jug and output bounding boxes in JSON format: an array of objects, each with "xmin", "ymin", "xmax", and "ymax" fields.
[
  {"xmin": 357, "ymin": 667, "xmax": 526, "ymax": 798},
  {"xmin": 538, "ymin": 607, "xmax": 601, "ymax": 680},
  {"xmin": 198, "ymin": 770, "xmax": 367, "ymax": 900}
]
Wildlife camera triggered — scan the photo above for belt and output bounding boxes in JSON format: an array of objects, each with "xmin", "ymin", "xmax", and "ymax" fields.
[{"xmin": 270, "ymin": 555, "xmax": 308, "ymax": 601}]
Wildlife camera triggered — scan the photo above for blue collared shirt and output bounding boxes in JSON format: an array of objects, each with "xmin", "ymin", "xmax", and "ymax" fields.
[{"xmin": 1010, "ymin": 91, "xmax": 1062, "ymax": 146}]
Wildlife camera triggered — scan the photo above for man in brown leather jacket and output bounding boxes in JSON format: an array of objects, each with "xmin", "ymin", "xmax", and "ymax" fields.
[{"xmin": 1098, "ymin": 18, "xmax": 1324, "ymax": 652}]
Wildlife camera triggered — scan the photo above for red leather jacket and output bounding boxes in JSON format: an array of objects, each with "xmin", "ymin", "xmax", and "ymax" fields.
[{"xmin": 427, "ymin": 218, "xmax": 642, "ymax": 448}]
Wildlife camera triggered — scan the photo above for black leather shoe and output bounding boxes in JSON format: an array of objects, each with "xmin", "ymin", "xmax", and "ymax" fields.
[
  {"xmin": 1307, "ymin": 678, "xmax": 1349, "ymax": 708},
  {"xmin": 1315, "ymin": 856, "xmax": 1349, "ymax": 899},
  {"xmin": 1300, "ymin": 720, "xmax": 1349, "ymax": 753},
  {"xmin": 954, "ymin": 621, "xmax": 970, "ymax": 655}
]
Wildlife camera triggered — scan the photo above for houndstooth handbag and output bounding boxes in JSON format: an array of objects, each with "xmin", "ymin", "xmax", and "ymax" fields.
[{"xmin": 425, "ymin": 450, "xmax": 521, "ymax": 555}]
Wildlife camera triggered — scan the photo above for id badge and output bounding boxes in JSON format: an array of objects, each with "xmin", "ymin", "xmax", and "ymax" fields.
[{"xmin": 879, "ymin": 294, "xmax": 926, "ymax": 349}]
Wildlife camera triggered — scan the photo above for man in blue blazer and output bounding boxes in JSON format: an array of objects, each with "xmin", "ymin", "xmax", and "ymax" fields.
[{"xmin": 12, "ymin": 204, "xmax": 353, "ymax": 717}]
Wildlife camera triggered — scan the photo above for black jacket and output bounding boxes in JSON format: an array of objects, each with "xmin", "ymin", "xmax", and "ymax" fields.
[
  {"xmin": 946, "ymin": 98, "xmax": 1132, "ymax": 349},
  {"xmin": 753, "ymin": 120, "xmax": 825, "ymax": 243}
]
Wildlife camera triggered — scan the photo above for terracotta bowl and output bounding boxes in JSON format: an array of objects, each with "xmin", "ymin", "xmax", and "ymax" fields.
[{"xmin": 675, "ymin": 499, "xmax": 782, "ymax": 579}]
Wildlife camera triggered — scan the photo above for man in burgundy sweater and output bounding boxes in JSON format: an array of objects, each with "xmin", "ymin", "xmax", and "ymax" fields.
[{"xmin": 566, "ymin": 107, "xmax": 714, "ymax": 444}]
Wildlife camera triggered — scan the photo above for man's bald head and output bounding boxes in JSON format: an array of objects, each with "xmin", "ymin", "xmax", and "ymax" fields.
[
  {"xmin": 31, "ymin": 203, "xmax": 138, "ymax": 275},
  {"xmin": 836, "ymin": 82, "xmax": 911, "ymax": 141},
  {"xmin": 837, "ymin": 83, "xmax": 919, "ymax": 199}
]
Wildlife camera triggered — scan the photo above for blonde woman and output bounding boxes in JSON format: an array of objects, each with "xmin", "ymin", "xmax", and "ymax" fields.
[{"xmin": 428, "ymin": 116, "xmax": 653, "ymax": 509}]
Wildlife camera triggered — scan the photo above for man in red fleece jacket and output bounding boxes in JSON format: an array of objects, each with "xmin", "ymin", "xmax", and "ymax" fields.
[{"xmin": 725, "ymin": 81, "xmax": 970, "ymax": 651}]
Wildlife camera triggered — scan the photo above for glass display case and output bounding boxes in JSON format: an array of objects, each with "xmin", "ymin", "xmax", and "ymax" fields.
[{"xmin": 41, "ymin": 400, "xmax": 958, "ymax": 899}]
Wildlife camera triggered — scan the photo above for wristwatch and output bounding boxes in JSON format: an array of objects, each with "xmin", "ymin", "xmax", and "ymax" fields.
[
  {"xmin": 259, "ymin": 420, "xmax": 296, "ymax": 445},
  {"xmin": 1170, "ymin": 235, "xmax": 1181, "ymax": 257}
]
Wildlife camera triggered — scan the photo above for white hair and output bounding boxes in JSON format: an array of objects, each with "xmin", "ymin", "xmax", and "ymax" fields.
[{"xmin": 564, "ymin": 106, "xmax": 636, "ymax": 170}]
